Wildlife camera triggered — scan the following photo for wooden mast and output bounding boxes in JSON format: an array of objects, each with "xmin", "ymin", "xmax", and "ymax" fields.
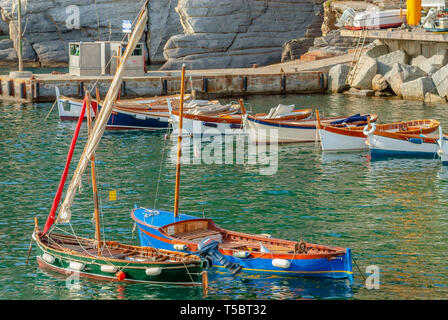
[
  {"xmin": 174, "ymin": 65, "xmax": 186, "ymax": 218},
  {"xmin": 56, "ymin": 3, "xmax": 148, "ymax": 224},
  {"xmin": 86, "ymin": 91, "xmax": 102, "ymax": 255},
  {"xmin": 316, "ymin": 109, "xmax": 322, "ymax": 129}
]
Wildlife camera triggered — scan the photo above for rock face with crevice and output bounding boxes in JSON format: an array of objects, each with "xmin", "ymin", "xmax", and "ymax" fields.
[
  {"xmin": 161, "ymin": 0, "xmax": 324, "ymax": 70},
  {"xmin": 0, "ymin": 0, "xmax": 182, "ymax": 67}
]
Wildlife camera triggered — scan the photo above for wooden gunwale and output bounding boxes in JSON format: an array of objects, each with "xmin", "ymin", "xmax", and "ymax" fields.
[
  {"xmin": 372, "ymin": 130, "xmax": 442, "ymax": 143},
  {"xmin": 248, "ymin": 113, "xmax": 378, "ymax": 128},
  {"xmin": 172, "ymin": 108, "xmax": 312, "ymax": 124},
  {"xmin": 36, "ymin": 232, "xmax": 201, "ymax": 266},
  {"xmin": 321, "ymin": 119, "xmax": 440, "ymax": 138}
]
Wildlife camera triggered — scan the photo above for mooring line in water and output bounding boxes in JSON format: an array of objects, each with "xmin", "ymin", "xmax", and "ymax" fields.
[{"xmin": 352, "ymin": 256, "xmax": 366, "ymax": 281}]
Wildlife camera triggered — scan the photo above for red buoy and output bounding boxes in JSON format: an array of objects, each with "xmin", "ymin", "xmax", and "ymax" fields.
[{"xmin": 115, "ymin": 270, "xmax": 125, "ymax": 281}]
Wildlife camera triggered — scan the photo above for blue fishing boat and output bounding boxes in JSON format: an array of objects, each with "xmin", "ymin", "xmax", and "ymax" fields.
[
  {"xmin": 131, "ymin": 66, "xmax": 354, "ymax": 281},
  {"xmin": 131, "ymin": 209, "xmax": 353, "ymax": 279},
  {"xmin": 106, "ymin": 106, "xmax": 170, "ymax": 130}
]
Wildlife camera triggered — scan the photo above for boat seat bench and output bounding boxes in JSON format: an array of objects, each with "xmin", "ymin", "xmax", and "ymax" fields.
[{"xmin": 175, "ymin": 229, "xmax": 221, "ymax": 241}]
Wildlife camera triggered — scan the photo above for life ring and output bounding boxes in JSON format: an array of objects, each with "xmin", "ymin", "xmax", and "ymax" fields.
[{"xmin": 363, "ymin": 123, "xmax": 376, "ymax": 136}]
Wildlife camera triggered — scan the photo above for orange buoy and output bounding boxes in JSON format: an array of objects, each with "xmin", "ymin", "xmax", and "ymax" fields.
[{"xmin": 115, "ymin": 270, "xmax": 126, "ymax": 281}]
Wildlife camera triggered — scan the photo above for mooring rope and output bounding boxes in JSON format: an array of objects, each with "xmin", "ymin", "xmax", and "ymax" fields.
[{"xmin": 352, "ymin": 256, "xmax": 366, "ymax": 281}]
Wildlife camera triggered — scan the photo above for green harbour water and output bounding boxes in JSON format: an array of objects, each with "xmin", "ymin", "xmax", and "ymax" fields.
[{"xmin": 1, "ymin": 93, "xmax": 448, "ymax": 300}]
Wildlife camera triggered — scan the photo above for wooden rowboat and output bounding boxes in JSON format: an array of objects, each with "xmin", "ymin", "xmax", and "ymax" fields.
[
  {"xmin": 244, "ymin": 111, "xmax": 377, "ymax": 143},
  {"xmin": 56, "ymin": 86, "xmax": 191, "ymax": 122},
  {"xmin": 34, "ymin": 224, "xmax": 202, "ymax": 285},
  {"xmin": 131, "ymin": 210, "xmax": 353, "ymax": 279},
  {"xmin": 365, "ymin": 126, "xmax": 442, "ymax": 159},
  {"xmin": 169, "ymin": 101, "xmax": 312, "ymax": 136},
  {"xmin": 318, "ymin": 115, "xmax": 440, "ymax": 152}
]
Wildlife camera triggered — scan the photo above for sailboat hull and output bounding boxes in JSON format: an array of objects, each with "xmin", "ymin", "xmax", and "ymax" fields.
[
  {"xmin": 34, "ymin": 233, "xmax": 202, "ymax": 286},
  {"xmin": 131, "ymin": 209, "xmax": 353, "ymax": 280}
]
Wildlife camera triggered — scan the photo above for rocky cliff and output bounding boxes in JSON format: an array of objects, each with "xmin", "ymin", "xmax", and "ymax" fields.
[
  {"xmin": 0, "ymin": 0, "xmax": 346, "ymax": 70},
  {"xmin": 0, "ymin": 0, "xmax": 182, "ymax": 67},
  {"xmin": 161, "ymin": 0, "xmax": 324, "ymax": 70}
]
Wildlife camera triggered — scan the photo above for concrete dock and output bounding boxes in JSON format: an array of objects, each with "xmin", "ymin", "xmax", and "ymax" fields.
[
  {"xmin": 341, "ymin": 29, "xmax": 448, "ymax": 57},
  {"xmin": 0, "ymin": 53, "xmax": 357, "ymax": 103}
]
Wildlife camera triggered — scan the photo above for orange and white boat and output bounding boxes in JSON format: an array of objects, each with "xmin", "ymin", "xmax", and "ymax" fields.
[
  {"xmin": 318, "ymin": 113, "xmax": 440, "ymax": 152},
  {"xmin": 245, "ymin": 110, "xmax": 376, "ymax": 144},
  {"xmin": 169, "ymin": 101, "xmax": 312, "ymax": 136}
]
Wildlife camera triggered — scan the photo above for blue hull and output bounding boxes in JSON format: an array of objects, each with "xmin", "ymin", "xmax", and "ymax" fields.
[
  {"xmin": 370, "ymin": 148, "xmax": 439, "ymax": 160},
  {"xmin": 106, "ymin": 111, "xmax": 169, "ymax": 130},
  {"xmin": 131, "ymin": 208, "xmax": 354, "ymax": 280}
]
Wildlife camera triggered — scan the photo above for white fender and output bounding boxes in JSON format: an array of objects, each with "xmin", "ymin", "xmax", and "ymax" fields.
[
  {"xmin": 69, "ymin": 261, "xmax": 85, "ymax": 271},
  {"xmin": 363, "ymin": 123, "xmax": 376, "ymax": 136},
  {"xmin": 42, "ymin": 253, "xmax": 55, "ymax": 264},
  {"xmin": 145, "ymin": 267, "xmax": 162, "ymax": 276},
  {"xmin": 173, "ymin": 244, "xmax": 187, "ymax": 251},
  {"xmin": 233, "ymin": 251, "xmax": 250, "ymax": 258},
  {"xmin": 100, "ymin": 265, "xmax": 118, "ymax": 273},
  {"xmin": 272, "ymin": 258, "xmax": 291, "ymax": 269}
]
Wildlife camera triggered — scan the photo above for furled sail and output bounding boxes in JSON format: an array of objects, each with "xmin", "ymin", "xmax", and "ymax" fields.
[{"xmin": 54, "ymin": 4, "xmax": 148, "ymax": 226}]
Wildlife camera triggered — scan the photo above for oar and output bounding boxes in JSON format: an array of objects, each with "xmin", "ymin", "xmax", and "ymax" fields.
[{"xmin": 44, "ymin": 99, "xmax": 58, "ymax": 121}]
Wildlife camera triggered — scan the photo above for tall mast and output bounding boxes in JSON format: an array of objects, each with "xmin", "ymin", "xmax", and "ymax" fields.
[
  {"xmin": 54, "ymin": 3, "xmax": 148, "ymax": 226},
  {"xmin": 17, "ymin": 0, "xmax": 23, "ymax": 71},
  {"xmin": 173, "ymin": 65, "xmax": 186, "ymax": 218},
  {"xmin": 86, "ymin": 91, "xmax": 102, "ymax": 255}
]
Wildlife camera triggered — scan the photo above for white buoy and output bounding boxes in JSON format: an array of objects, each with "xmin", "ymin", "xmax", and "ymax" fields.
[
  {"xmin": 145, "ymin": 267, "xmax": 162, "ymax": 276},
  {"xmin": 233, "ymin": 251, "xmax": 250, "ymax": 259},
  {"xmin": 173, "ymin": 244, "xmax": 187, "ymax": 251},
  {"xmin": 42, "ymin": 253, "xmax": 55, "ymax": 264},
  {"xmin": 69, "ymin": 261, "xmax": 85, "ymax": 271},
  {"xmin": 272, "ymin": 259, "xmax": 291, "ymax": 269},
  {"xmin": 100, "ymin": 265, "xmax": 118, "ymax": 273}
]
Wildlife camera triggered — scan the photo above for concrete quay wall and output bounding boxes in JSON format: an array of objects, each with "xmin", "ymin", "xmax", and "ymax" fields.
[{"xmin": 0, "ymin": 70, "xmax": 326, "ymax": 103}]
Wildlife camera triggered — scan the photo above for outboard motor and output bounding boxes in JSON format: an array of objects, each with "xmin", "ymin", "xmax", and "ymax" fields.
[{"xmin": 196, "ymin": 238, "xmax": 242, "ymax": 275}]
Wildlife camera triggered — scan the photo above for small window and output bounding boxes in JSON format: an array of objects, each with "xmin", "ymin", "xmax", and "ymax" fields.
[
  {"xmin": 132, "ymin": 44, "xmax": 142, "ymax": 56},
  {"xmin": 70, "ymin": 44, "xmax": 80, "ymax": 56},
  {"xmin": 120, "ymin": 44, "xmax": 142, "ymax": 56}
]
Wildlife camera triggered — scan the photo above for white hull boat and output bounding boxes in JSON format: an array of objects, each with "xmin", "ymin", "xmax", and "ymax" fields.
[
  {"xmin": 366, "ymin": 131, "xmax": 440, "ymax": 159},
  {"xmin": 318, "ymin": 119, "xmax": 440, "ymax": 152},
  {"xmin": 245, "ymin": 113, "xmax": 375, "ymax": 144},
  {"xmin": 345, "ymin": 9, "xmax": 406, "ymax": 30}
]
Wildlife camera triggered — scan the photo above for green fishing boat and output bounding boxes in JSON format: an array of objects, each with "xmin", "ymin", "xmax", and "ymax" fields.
[{"xmin": 34, "ymin": 225, "xmax": 202, "ymax": 285}]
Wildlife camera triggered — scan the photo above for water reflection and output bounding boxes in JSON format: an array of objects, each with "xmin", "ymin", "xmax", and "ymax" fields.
[
  {"xmin": 207, "ymin": 271, "xmax": 353, "ymax": 300},
  {"xmin": 3, "ymin": 95, "xmax": 448, "ymax": 300},
  {"xmin": 321, "ymin": 151, "xmax": 370, "ymax": 165}
]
